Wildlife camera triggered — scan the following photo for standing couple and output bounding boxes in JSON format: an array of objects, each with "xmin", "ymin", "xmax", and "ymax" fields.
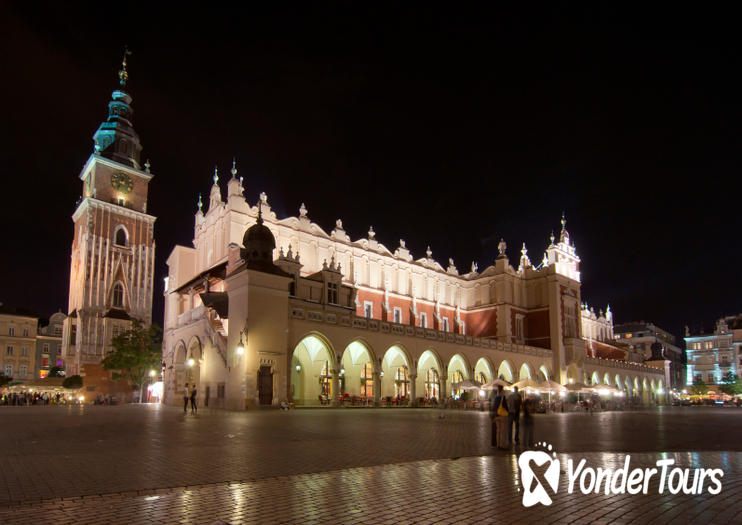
[
  {"xmin": 490, "ymin": 385, "xmax": 533, "ymax": 449},
  {"xmin": 183, "ymin": 383, "xmax": 198, "ymax": 414}
]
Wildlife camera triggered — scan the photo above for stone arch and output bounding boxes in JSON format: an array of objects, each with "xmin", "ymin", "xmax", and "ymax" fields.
[
  {"xmin": 339, "ymin": 339, "xmax": 376, "ymax": 398},
  {"xmin": 418, "ymin": 349, "xmax": 442, "ymax": 401},
  {"xmin": 591, "ymin": 371, "xmax": 600, "ymax": 386},
  {"xmin": 174, "ymin": 341, "xmax": 187, "ymax": 365},
  {"xmin": 380, "ymin": 344, "xmax": 412, "ymax": 399},
  {"xmin": 448, "ymin": 354, "xmax": 470, "ymax": 397},
  {"xmin": 537, "ymin": 365, "xmax": 550, "ymax": 382},
  {"xmin": 474, "ymin": 357, "xmax": 495, "ymax": 384},
  {"xmin": 498, "ymin": 360, "xmax": 515, "ymax": 382},
  {"xmin": 603, "ymin": 372, "xmax": 611, "ymax": 385},
  {"xmin": 518, "ymin": 362, "xmax": 533, "ymax": 381},
  {"xmin": 625, "ymin": 376, "xmax": 632, "ymax": 394},
  {"xmin": 634, "ymin": 377, "xmax": 640, "ymax": 393},
  {"xmin": 615, "ymin": 374, "xmax": 622, "ymax": 390},
  {"xmin": 290, "ymin": 333, "xmax": 336, "ymax": 406}
]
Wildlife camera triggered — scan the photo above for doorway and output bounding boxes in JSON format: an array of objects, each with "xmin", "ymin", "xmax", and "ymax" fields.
[{"xmin": 258, "ymin": 366, "xmax": 273, "ymax": 405}]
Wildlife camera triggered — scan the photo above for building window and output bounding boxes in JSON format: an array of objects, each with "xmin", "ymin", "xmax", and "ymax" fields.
[
  {"xmin": 22, "ymin": 328, "xmax": 29, "ymax": 337},
  {"xmin": 425, "ymin": 368, "xmax": 440, "ymax": 399},
  {"xmin": 460, "ymin": 321, "xmax": 466, "ymax": 335},
  {"xmin": 393, "ymin": 307, "xmax": 402, "ymax": 324},
  {"xmin": 42, "ymin": 355, "xmax": 49, "ymax": 367},
  {"xmin": 4, "ymin": 365, "xmax": 12, "ymax": 377},
  {"xmin": 442, "ymin": 317, "xmax": 449, "ymax": 332},
  {"xmin": 19, "ymin": 365, "xmax": 27, "ymax": 379},
  {"xmin": 364, "ymin": 302, "xmax": 373, "ymax": 319},
  {"xmin": 515, "ymin": 314, "xmax": 524, "ymax": 341},
  {"xmin": 420, "ymin": 312, "xmax": 427, "ymax": 328},
  {"xmin": 320, "ymin": 361, "xmax": 332, "ymax": 397},
  {"xmin": 112, "ymin": 282, "xmax": 124, "ymax": 308},
  {"xmin": 565, "ymin": 304, "xmax": 577, "ymax": 338},
  {"xmin": 43, "ymin": 343, "xmax": 49, "ymax": 352},
  {"xmin": 327, "ymin": 282, "xmax": 338, "ymax": 304},
  {"xmin": 114, "ymin": 227, "xmax": 128, "ymax": 247},
  {"xmin": 361, "ymin": 362, "xmax": 373, "ymax": 397},
  {"xmin": 452, "ymin": 370, "xmax": 464, "ymax": 397},
  {"xmin": 8, "ymin": 327, "xmax": 14, "ymax": 336},
  {"xmin": 21, "ymin": 347, "xmax": 28, "ymax": 357},
  {"xmin": 54, "ymin": 326, "xmax": 62, "ymax": 336},
  {"xmin": 394, "ymin": 366, "xmax": 409, "ymax": 398},
  {"xmin": 6, "ymin": 346, "xmax": 13, "ymax": 356}
]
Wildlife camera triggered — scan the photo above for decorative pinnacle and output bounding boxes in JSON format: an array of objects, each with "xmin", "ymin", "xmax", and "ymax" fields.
[
  {"xmin": 144, "ymin": 159, "xmax": 151, "ymax": 173},
  {"xmin": 118, "ymin": 46, "xmax": 132, "ymax": 86},
  {"xmin": 213, "ymin": 166, "xmax": 219, "ymax": 184},
  {"xmin": 231, "ymin": 158, "xmax": 237, "ymax": 178},
  {"xmin": 550, "ymin": 230, "xmax": 555, "ymax": 245},
  {"xmin": 257, "ymin": 201, "xmax": 263, "ymax": 224},
  {"xmin": 368, "ymin": 226, "xmax": 375, "ymax": 239},
  {"xmin": 561, "ymin": 211, "xmax": 566, "ymax": 231},
  {"xmin": 197, "ymin": 193, "xmax": 203, "ymax": 211}
]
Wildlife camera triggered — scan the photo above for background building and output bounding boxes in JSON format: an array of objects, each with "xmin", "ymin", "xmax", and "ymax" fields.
[
  {"xmin": 61, "ymin": 59, "xmax": 156, "ymax": 398},
  {"xmin": 685, "ymin": 314, "xmax": 742, "ymax": 390},
  {"xmin": 0, "ymin": 306, "xmax": 38, "ymax": 382},
  {"xmin": 614, "ymin": 321, "xmax": 685, "ymax": 389},
  {"xmin": 36, "ymin": 311, "xmax": 66, "ymax": 378},
  {"xmin": 0, "ymin": 306, "xmax": 67, "ymax": 383}
]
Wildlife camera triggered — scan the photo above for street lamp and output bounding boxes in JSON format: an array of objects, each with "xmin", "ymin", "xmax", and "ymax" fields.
[
  {"xmin": 187, "ymin": 358, "xmax": 195, "ymax": 367},
  {"xmin": 236, "ymin": 331, "xmax": 245, "ymax": 355}
]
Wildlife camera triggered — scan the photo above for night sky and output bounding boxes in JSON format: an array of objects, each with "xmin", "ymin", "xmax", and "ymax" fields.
[{"xmin": 2, "ymin": 4, "xmax": 740, "ymax": 342}]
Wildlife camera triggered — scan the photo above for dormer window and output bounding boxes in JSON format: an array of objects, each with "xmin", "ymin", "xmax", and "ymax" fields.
[{"xmin": 327, "ymin": 282, "xmax": 338, "ymax": 304}]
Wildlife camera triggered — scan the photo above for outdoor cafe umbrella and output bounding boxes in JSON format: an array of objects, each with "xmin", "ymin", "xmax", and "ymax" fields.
[
  {"xmin": 481, "ymin": 378, "xmax": 511, "ymax": 390},
  {"xmin": 539, "ymin": 380, "xmax": 567, "ymax": 410},
  {"xmin": 511, "ymin": 378, "xmax": 542, "ymax": 391},
  {"xmin": 455, "ymin": 380, "xmax": 482, "ymax": 391}
]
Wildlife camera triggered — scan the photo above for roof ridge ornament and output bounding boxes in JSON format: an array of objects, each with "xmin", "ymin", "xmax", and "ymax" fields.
[
  {"xmin": 118, "ymin": 46, "xmax": 132, "ymax": 87},
  {"xmin": 197, "ymin": 193, "xmax": 203, "ymax": 211},
  {"xmin": 213, "ymin": 166, "xmax": 219, "ymax": 185},
  {"xmin": 231, "ymin": 158, "xmax": 237, "ymax": 178}
]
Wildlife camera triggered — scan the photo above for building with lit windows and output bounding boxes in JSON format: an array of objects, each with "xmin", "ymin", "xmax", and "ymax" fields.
[
  {"xmin": 161, "ymin": 168, "xmax": 667, "ymax": 409},
  {"xmin": 36, "ymin": 312, "xmax": 66, "ymax": 379},
  {"xmin": 614, "ymin": 321, "xmax": 685, "ymax": 390},
  {"xmin": 61, "ymin": 57, "xmax": 156, "ymax": 398},
  {"xmin": 0, "ymin": 306, "xmax": 39, "ymax": 382},
  {"xmin": 685, "ymin": 314, "xmax": 742, "ymax": 390}
]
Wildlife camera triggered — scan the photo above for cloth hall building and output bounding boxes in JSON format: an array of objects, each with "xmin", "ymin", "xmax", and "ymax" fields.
[{"xmin": 161, "ymin": 168, "xmax": 667, "ymax": 409}]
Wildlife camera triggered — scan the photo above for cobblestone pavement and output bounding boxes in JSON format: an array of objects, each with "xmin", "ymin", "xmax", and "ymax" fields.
[{"xmin": 1, "ymin": 405, "xmax": 741, "ymax": 523}]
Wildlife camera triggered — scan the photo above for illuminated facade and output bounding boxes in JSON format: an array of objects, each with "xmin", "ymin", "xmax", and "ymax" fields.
[
  {"xmin": 162, "ymin": 171, "xmax": 665, "ymax": 409},
  {"xmin": 685, "ymin": 315, "xmax": 742, "ymax": 390},
  {"xmin": 61, "ymin": 58, "xmax": 156, "ymax": 397}
]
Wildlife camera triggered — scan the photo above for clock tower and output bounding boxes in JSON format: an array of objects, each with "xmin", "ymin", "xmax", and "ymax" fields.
[{"xmin": 62, "ymin": 54, "xmax": 157, "ymax": 394}]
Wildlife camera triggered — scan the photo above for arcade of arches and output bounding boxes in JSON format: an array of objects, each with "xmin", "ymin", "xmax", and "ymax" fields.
[{"xmin": 287, "ymin": 333, "xmax": 665, "ymax": 406}]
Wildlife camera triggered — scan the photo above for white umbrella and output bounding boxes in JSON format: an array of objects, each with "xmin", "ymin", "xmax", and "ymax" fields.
[
  {"xmin": 540, "ymin": 380, "xmax": 567, "ymax": 393},
  {"xmin": 455, "ymin": 380, "xmax": 482, "ymax": 391},
  {"xmin": 481, "ymin": 378, "xmax": 511, "ymax": 390},
  {"xmin": 511, "ymin": 378, "xmax": 542, "ymax": 391}
]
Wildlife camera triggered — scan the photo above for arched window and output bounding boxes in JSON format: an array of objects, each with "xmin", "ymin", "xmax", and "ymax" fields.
[
  {"xmin": 361, "ymin": 362, "xmax": 373, "ymax": 398},
  {"xmin": 114, "ymin": 227, "xmax": 128, "ymax": 247},
  {"xmin": 394, "ymin": 366, "xmax": 409, "ymax": 398},
  {"xmin": 425, "ymin": 368, "xmax": 440, "ymax": 400},
  {"xmin": 112, "ymin": 282, "xmax": 124, "ymax": 308},
  {"xmin": 452, "ymin": 370, "xmax": 464, "ymax": 397}
]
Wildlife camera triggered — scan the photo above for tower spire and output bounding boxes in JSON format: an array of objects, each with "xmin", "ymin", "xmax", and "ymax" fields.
[
  {"xmin": 93, "ymin": 50, "xmax": 142, "ymax": 169},
  {"xmin": 118, "ymin": 46, "xmax": 132, "ymax": 87}
]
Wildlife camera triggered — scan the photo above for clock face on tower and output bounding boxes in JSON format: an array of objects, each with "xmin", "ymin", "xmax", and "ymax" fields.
[{"xmin": 110, "ymin": 171, "xmax": 134, "ymax": 193}]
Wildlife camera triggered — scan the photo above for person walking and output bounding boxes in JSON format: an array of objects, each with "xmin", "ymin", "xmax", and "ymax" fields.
[
  {"xmin": 521, "ymin": 398, "xmax": 535, "ymax": 449},
  {"xmin": 507, "ymin": 386, "xmax": 522, "ymax": 445},
  {"xmin": 489, "ymin": 385, "xmax": 509, "ymax": 449},
  {"xmin": 189, "ymin": 384, "xmax": 198, "ymax": 414},
  {"xmin": 183, "ymin": 383, "xmax": 190, "ymax": 413}
]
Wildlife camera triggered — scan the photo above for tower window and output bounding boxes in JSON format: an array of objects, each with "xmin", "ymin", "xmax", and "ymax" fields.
[
  {"xmin": 112, "ymin": 282, "xmax": 124, "ymax": 309},
  {"xmin": 114, "ymin": 227, "xmax": 128, "ymax": 247},
  {"xmin": 327, "ymin": 282, "xmax": 338, "ymax": 304}
]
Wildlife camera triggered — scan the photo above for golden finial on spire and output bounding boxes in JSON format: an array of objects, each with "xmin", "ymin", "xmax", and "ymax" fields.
[{"xmin": 118, "ymin": 46, "xmax": 132, "ymax": 86}]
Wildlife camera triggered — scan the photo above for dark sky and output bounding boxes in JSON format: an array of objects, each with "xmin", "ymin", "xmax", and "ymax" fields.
[{"xmin": 2, "ymin": 4, "xmax": 740, "ymax": 342}]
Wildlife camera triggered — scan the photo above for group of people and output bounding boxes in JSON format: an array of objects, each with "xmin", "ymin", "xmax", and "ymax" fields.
[
  {"xmin": 489, "ymin": 385, "xmax": 536, "ymax": 450},
  {"xmin": 0, "ymin": 391, "xmax": 62, "ymax": 406},
  {"xmin": 183, "ymin": 383, "xmax": 198, "ymax": 414}
]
